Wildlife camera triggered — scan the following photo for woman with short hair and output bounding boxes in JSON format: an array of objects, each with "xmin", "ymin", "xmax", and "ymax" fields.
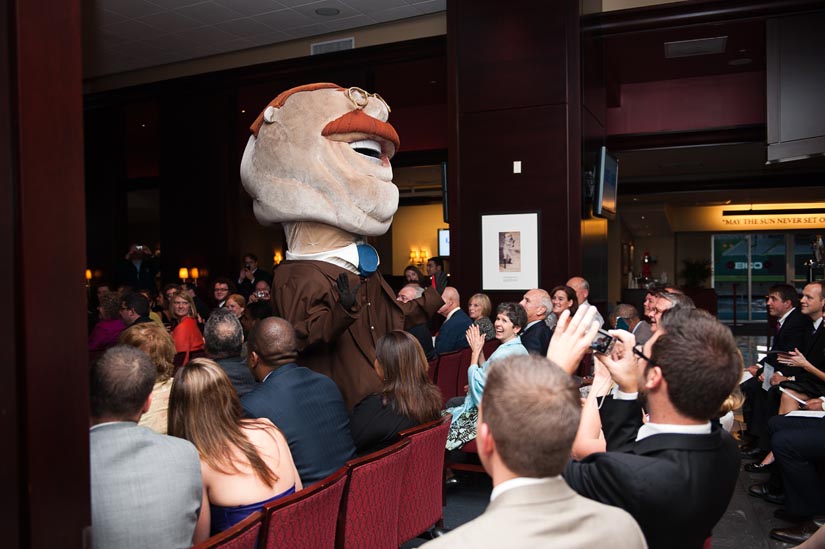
[
  {"xmin": 118, "ymin": 322, "xmax": 176, "ymax": 434},
  {"xmin": 467, "ymin": 292, "xmax": 495, "ymax": 341}
]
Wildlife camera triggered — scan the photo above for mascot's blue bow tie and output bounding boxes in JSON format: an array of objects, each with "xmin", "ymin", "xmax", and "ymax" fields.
[{"xmin": 356, "ymin": 244, "xmax": 379, "ymax": 278}]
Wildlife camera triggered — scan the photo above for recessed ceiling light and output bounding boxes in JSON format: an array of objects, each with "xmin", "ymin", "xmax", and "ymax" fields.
[
  {"xmin": 641, "ymin": 216, "xmax": 645, "ymax": 220},
  {"xmin": 241, "ymin": 109, "xmax": 246, "ymax": 113},
  {"xmin": 315, "ymin": 8, "xmax": 340, "ymax": 16},
  {"xmin": 729, "ymin": 58, "xmax": 752, "ymax": 66},
  {"xmin": 141, "ymin": 124, "xmax": 146, "ymax": 128}
]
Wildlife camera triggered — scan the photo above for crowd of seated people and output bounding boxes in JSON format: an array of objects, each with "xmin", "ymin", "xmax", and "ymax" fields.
[{"xmin": 87, "ymin": 252, "xmax": 825, "ymax": 547}]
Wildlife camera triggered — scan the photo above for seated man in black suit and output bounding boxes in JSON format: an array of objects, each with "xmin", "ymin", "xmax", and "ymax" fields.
[
  {"xmin": 241, "ymin": 316, "xmax": 356, "ymax": 486},
  {"xmin": 760, "ymin": 414, "xmax": 825, "ymax": 544},
  {"xmin": 397, "ymin": 283, "xmax": 437, "ymax": 360},
  {"xmin": 203, "ymin": 308, "xmax": 257, "ymax": 398},
  {"xmin": 434, "ymin": 286, "xmax": 473, "ymax": 356},
  {"xmin": 559, "ymin": 305, "xmax": 742, "ymax": 549},
  {"xmin": 740, "ymin": 283, "xmax": 810, "ymax": 456},
  {"xmin": 518, "ymin": 288, "xmax": 552, "ymax": 355}
]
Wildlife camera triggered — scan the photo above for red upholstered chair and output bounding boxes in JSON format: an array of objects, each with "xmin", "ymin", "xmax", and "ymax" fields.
[
  {"xmin": 427, "ymin": 356, "xmax": 439, "ymax": 383},
  {"xmin": 336, "ymin": 439, "xmax": 411, "ymax": 549},
  {"xmin": 191, "ymin": 511, "xmax": 262, "ymax": 549},
  {"xmin": 435, "ymin": 349, "xmax": 469, "ymax": 405},
  {"xmin": 445, "ymin": 438, "xmax": 487, "ymax": 475},
  {"xmin": 481, "ymin": 338, "xmax": 500, "ymax": 358},
  {"xmin": 397, "ymin": 415, "xmax": 452, "ymax": 544},
  {"xmin": 259, "ymin": 466, "xmax": 348, "ymax": 549}
]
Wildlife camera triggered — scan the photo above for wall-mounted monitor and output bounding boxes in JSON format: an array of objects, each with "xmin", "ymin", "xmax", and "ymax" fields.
[
  {"xmin": 438, "ymin": 228, "xmax": 450, "ymax": 257},
  {"xmin": 595, "ymin": 146, "xmax": 618, "ymax": 220}
]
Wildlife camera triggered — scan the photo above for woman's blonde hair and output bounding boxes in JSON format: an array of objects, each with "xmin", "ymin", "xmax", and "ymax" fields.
[
  {"xmin": 469, "ymin": 293, "xmax": 492, "ymax": 318},
  {"xmin": 168, "ymin": 289, "xmax": 197, "ymax": 320},
  {"xmin": 168, "ymin": 358, "xmax": 279, "ymax": 486},
  {"xmin": 118, "ymin": 322, "xmax": 176, "ymax": 383}
]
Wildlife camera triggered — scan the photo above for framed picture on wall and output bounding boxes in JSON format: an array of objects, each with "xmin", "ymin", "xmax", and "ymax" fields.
[{"xmin": 481, "ymin": 212, "xmax": 539, "ymax": 290}]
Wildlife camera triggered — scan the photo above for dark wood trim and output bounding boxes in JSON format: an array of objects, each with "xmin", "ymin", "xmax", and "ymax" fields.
[
  {"xmin": 582, "ymin": 0, "xmax": 825, "ymax": 36},
  {"xmin": 84, "ymin": 36, "xmax": 447, "ymax": 109},
  {"xmin": 607, "ymin": 124, "xmax": 766, "ymax": 151},
  {"xmin": 0, "ymin": 0, "xmax": 21, "ymax": 545},
  {"xmin": 391, "ymin": 148, "xmax": 447, "ymax": 168},
  {"xmin": 619, "ymin": 170, "xmax": 825, "ymax": 194}
]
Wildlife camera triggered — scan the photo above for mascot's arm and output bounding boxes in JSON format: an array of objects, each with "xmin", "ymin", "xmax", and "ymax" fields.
[
  {"xmin": 399, "ymin": 287, "xmax": 443, "ymax": 329},
  {"xmin": 273, "ymin": 266, "xmax": 359, "ymax": 352}
]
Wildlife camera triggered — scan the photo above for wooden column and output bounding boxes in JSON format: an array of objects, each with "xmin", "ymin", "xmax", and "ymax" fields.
[
  {"xmin": 0, "ymin": 0, "xmax": 90, "ymax": 547},
  {"xmin": 447, "ymin": 0, "xmax": 586, "ymax": 303}
]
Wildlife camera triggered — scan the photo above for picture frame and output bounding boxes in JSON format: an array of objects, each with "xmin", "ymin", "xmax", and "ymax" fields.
[{"xmin": 481, "ymin": 212, "xmax": 539, "ymax": 290}]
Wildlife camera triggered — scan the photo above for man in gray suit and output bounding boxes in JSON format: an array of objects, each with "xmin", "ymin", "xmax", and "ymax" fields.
[
  {"xmin": 424, "ymin": 355, "xmax": 645, "ymax": 549},
  {"xmin": 204, "ymin": 308, "xmax": 257, "ymax": 397},
  {"xmin": 90, "ymin": 346, "xmax": 203, "ymax": 549}
]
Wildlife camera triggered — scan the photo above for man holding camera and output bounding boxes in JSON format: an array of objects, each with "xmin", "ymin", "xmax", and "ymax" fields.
[
  {"xmin": 237, "ymin": 253, "xmax": 272, "ymax": 299},
  {"xmin": 556, "ymin": 305, "xmax": 742, "ymax": 549}
]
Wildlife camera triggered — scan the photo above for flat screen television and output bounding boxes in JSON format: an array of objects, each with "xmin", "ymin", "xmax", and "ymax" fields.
[
  {"xmin": 595, "ymin": 146, "xmax": 618, "ymax": 220},
  {"xmin": 438, "ymin": 228, "xmax": 450, "ymax": 257}
]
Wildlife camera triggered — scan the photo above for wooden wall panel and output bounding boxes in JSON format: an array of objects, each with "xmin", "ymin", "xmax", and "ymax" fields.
[
  {"xmin": 449, "ymin": 0, "xmax": 583, "ymax": 305},
  {"xmin": 6, "ymin": 0, "xmax": 90, "ymax": 547}
]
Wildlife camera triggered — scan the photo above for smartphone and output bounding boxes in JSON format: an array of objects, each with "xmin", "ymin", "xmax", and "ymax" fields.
[
  {"xmin": 591, "ymin": 329, "xmax": 616, "ymax": 355},
  {"xmin": 616, "ymin": 317, "xmax": 630, "ymax": 331}
]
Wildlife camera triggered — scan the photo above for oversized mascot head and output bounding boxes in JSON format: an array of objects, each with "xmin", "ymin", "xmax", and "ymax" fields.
[{"xmin": 240, "ymin": 83, "xmax": 401, "ymax": 238}]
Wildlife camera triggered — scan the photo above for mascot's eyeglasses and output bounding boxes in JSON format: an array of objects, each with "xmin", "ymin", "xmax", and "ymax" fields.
[{"xmin": 345, "ymin": 86, "xmax": 391, "ymax": 113}]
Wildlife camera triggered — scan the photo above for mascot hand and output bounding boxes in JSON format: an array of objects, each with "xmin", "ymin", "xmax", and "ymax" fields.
[
  {"xmin": 336, "ymin": 273, "xmax": 361, "ymax": 311},
  {"xmin": 433, "ymin": 271, "xmax": 449, "ymax": 294}
]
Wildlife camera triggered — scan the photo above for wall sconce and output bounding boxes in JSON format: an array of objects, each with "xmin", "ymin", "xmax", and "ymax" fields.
[
  {"xmin": 273, "ymin": 251, "xmax": 283, "ymax": 265},
  {"xmin": 190, "ymin": 267, "xmax": 199, "ymax": 281},
  {"xmin": 85, "ymin": 269, "xmax": 92, "ymax": 287},
  {"xmin": 409, "ymin": 249, "xmax": 428, "ymax": 267},
  {"xmin": 178, "ymin": 267, "xmax": 189, "ymax": 283}
]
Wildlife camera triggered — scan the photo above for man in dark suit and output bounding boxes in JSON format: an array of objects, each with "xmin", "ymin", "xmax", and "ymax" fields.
[
  {"xmin": 434, "ymin": 286, "xmax": 473, "ymax": 356},
  {"xmin": 203, "ymin": 308, "xmax": 257, "ymax": 398},
  {"xmin": 518, "ymin": 288, "xmax": 552, "ymax": 355},
  {"xmin": 562, "ymin": 306, "xmax": 742, "ymax": 549},
  {"xmin": 241, "ymin": 316, "xmax": 356, "ymax": 486},
  {"xmin": 237, "ymin": 253, "xmax": 272, "ymax": 299},
  {"xmin": 741, "ymin": 283, "xmax": 810, "ymax": 455}
]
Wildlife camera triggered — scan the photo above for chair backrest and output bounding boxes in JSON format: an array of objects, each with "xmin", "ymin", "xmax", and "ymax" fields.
[
  {"xmin": 481, "ymin": 338, "xmax": 501, "ymax": 358},
  {"xmin": 259, "ymin": 466, "xmax": 348, "ymax": 549},
  {"xmin": 191, "ymin": 511, "xmax": 262, "ymax": 549},
  {"xmin": 396, "ymin": 415, "xmax": 451, "ymax": 544},
  {"xmin": 427, "ymin": 356, "xmax": 439, "ymax": 383},
  {"xmin": 336, "ymin": 439, "xmax": 410, "ymax": 549},
  {"xmin": 435, "ymin": 349, "xmax": 469, "ymax": 404}
]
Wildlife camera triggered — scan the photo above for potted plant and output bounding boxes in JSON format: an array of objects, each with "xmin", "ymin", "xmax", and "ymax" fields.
[{"xmin": 680, "ymin": 259, "xmax": 712, "ymax": 288}]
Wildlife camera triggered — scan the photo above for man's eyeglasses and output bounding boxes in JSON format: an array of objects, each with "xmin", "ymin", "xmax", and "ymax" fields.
[
  {"xmin": 632, "ymin": 344, "xmax": 652, "ymax": 364},
  {"xmin": 344, "ymin": 86, "xmax": 391, "ymax": 113}
]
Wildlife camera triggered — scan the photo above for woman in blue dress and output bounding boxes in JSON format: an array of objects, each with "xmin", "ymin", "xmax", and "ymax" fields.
[
  {"xmin": 445, "ymin": 302, "xmax": 528, "ymax": 450},
  {"xmin": 168, "ymin": 358, "xmax": 302, "ymax": 543}
]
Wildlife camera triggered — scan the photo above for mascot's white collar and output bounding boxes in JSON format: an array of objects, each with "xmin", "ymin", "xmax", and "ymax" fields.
[{"xmin": 286, "ymin": 242, "xmax": 378, "ymax": 275}]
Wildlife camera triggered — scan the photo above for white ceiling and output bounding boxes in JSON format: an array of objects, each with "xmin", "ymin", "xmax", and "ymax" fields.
[{"xmin": 83, "ymin": 0, "xmax": 446, "ymax": 78}]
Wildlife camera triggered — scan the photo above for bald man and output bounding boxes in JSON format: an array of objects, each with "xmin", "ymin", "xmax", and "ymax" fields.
[
  {"xmin": 519, "ymin": 288, "xmax": 552, "ymax": 355},
  {"xmin": 240, "ymin": 317, "xmax": 355, "ymax": 486},
  {"xmin": 567, "ymin": 276, "xmax": 604, "ymax": 328},
  {"xmin": 435, "ymin": 287, "xmax": 473, "ymax": 356}
]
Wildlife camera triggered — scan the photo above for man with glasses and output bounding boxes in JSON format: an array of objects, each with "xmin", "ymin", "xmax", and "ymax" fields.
[
  {"xmin": 210, "ymin": 277, "xmax": 233, "ymax": 311},
  {"xmin": 559, "ymin": 305, "xmax": 742, "ymax": 549},
  {"xmin": 648, "ymin": 291, "xmax": 694, "ymax": 332}
]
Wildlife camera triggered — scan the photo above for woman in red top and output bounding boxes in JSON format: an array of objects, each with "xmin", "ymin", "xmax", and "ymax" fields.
[{"xmin": 169, "ymin": 289, "xmax": 204, "ymax": 365}]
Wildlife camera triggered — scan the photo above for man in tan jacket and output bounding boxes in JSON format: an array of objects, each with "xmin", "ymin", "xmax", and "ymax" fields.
[{"xmin": 424, "ymin": 354, "xmax": 646, "ymax": 549}]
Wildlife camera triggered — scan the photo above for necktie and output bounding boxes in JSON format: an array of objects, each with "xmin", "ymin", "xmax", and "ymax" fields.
[{"xmin": 356, "ymin": 244, "xmax": 379, "ymax": 278}]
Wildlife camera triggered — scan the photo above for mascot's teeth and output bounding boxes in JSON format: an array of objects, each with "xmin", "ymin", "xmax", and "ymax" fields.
[{"xmin": 349, "ymin": 139, "xmax": 382, "ymax": 159}]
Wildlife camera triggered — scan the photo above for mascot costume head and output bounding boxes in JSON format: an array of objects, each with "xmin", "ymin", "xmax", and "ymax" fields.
[{"xmin": 241, "ymin": 83, "xmax": 401, "ymax": 254}]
